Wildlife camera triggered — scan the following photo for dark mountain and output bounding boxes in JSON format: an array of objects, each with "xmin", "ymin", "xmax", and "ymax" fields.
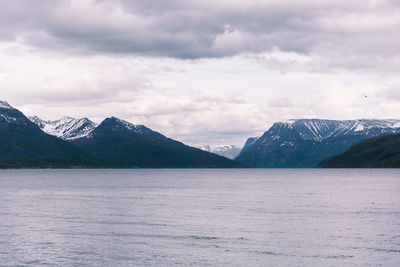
[
  {"xmin": 320, "ymin": 133, "xmax": 400, "ymax": 168},
  {"xmin": 236, "ymin": 119, "xmax": 400, "ymax": 168},
  {"xmin": 241, "ymin": 137, "xmax": 259, "ymax": 151},
  {"xmin": 0, "ymin": 101, "xmax": 96, "ymax": 168},
  {"xmin": 72, "ymin": 117, "xmax": 244, "ymax": 168}
]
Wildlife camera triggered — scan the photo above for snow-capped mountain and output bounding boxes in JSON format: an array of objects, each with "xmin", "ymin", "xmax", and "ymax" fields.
[
  {"xmin": 0, "ymin": 100, "xmax": 12, "ymax": 109},
  {"xmin": 0, "ymin": 101, "xmax": 95, "ymax": 168},
  {"xmin": 270, "ymin": 119, "xmax": 400, "ymax": 141},
  {"xmin": 0, "ymin": 101, "xmax": 18, "ymax": 123},
  {"xmin": 92, "ymin": 116, "xmax": 147, "ymax": 136},
  {"xmin": 198, "ymin": 145, "xmax": 241, "ymax": 159},
  {"xmin": 236, "ymin": 119, "xmax": 400, "ymax": 168},
  {"xmin": 0, "ymin": 100, "xmax": 29, "ymax": 125},
  {"xmin": 28, "ymin": 116, "xmax": 97, "ymax": 140},
  {"xmin": 71, "ymin": 117, "xmax": 242, "ymax": 168}
]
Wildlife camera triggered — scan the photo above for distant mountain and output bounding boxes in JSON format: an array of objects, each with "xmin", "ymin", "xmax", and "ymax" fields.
[
  {"xmin": 0, "ymin": 101, "xmax": 96, "ymax": 168},
  {"xmin": 236, "ymin": 119, "xmax": 400, "ymax": 168},
  {"xmin": 72, "ymin": 117, "xmax": 244, "ymax": 168},
  {"xmin": 320, "ymin": 133, "xmax": 400, "ymax": 168},
  {"xmin": 29, "ymin": 116, "xmax": 97, "ymax": 140},
  {"xmin": 197, "ymin": 145, "xmax": 241, "ymax": 159}
]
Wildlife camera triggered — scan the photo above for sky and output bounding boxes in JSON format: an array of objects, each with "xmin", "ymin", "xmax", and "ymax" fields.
[{"xmin": 1, "ymin": 0, "xmax": 400, "ymax": 146}]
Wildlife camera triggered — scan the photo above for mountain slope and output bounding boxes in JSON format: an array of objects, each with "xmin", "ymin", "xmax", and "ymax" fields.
[
  {"xmin": 0, "ymin": 101, "xmax": 96, "ymax": 168},
  {"xmin": 197, "ymin": 145, "xmax": 241, "ymax": 159},
  {"xmin": 320, "ymin": 133, "xmax": 400, "ymax": 168},
  {"xmin": 29, "ymin": 116, "xmax": 97, "ymax": 140},
  {"xmin": 73, "ymin": 117, "xmax": 244, "ymax": 168},
  {"xmin": 236, "ymin": 119, "xmax": 400, "ymax": 168}
]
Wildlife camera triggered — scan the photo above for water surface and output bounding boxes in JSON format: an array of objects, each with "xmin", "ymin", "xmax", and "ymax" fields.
[{"xmin": 0, "ymin": 169, "xmax": 399, "ymax": 266}]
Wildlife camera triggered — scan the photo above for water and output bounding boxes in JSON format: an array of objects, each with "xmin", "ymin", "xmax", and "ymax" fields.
[{"xmin": 0, "ymin": 169, "xmax": 399, "ymax": 266}]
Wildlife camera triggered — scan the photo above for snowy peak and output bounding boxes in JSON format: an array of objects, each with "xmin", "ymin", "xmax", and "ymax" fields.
[
  {"xmin": 100, "ymin": 117, "xmax": 146, "ymax": 134},
  {"xmin": 29, "ymin": 116, "xmax": 97, "ymax": 140},
  {"xmin": 198, "ymin": 144, "xmax": 241, "ymax": 159},
  {"xmin": 0, "ymin": 102, "xmax": 31, "ymax": 125},
  {"xmin": 0, "ymin": 100, "xmax": 13, "ymax": 109},
  {"xmin": 90, "ymin": 117, "xmax": 169, "ymax": 143},
  {"xmin": 270, "ymin": 119, "xmax": 400, "ymax": 142},
  {"xmin": 29, "ymin": 116, "xmax": 46, "ymax": 128}
]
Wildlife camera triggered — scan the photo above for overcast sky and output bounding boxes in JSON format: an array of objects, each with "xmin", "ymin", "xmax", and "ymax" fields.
[{"xmin": 1, "ymin": 0, "xmax": 400, "ymax": 146}]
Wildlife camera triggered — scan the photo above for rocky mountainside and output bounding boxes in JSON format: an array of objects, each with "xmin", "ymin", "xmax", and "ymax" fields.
[
  {"xmin": 197, "ymin": 145, "xmax": 241, "ymax": 159},
  {"xmin": 72, "ymin": 117, "xmax": 244, "ymax": 168},
  {"xmin": 29, "ymin": 116, "xmax": 97, "ymax": 140},
  {"xmin": 0, "ymin": 101, "xmax": 96, "ymax": 168},
  {"xmin": 320, "ymin": 133, "xmax": 400, "ymax": 168},
  {"xmin": 236, "ymin": 119, "xmax": 400, "ymax": 168}
]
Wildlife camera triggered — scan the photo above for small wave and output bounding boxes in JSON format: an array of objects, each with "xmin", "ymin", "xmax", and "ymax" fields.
[
  {"xmin": 23, "ymin": 260, "xmax": 43, "ymax": 265},
  {"xmin": 373, "ymin": 248, "xmax": 400, "ymax": 253},
  {"xmin": 36, "ymin": 241, "xmax": 54, "ymax": 245},
  {"xmin": 321, "ymin": 255, "xmax": 354, "ymax": 259},
  {"xmin": 251, "ymin": 250, "xmax": 284, "ymax": 256},
  {"xmin": 189, "ymin": 235, "xmax": 218, "ymax": 240}
]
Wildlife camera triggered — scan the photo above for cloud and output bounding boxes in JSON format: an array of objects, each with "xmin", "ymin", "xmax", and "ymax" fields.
[
  {"xmin": 0, "ymin": 44, "xmax": 151, "ymax": 106},
  {"xmin": 376, "ymin": 88, "xmax": 400, "ymax": 101},
  {"xmin": 0, "ymin": 0, "xmax": 399, "ymax": 66}
]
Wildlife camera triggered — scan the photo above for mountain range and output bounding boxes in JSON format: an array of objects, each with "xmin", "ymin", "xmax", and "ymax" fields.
[
  {"xmin": 28, "ymin": 115, "xmax": 243, "ymax": 160},
  {"xmin": 71, "ymin": 117, "xmax": 242, "ymax": 168},
  {"xmin": 2, "ymin": 100, "xmax": 400, "ymax": 168},
  {"xmin": 236, "ymin": 119, "xmax": 400, "ymax": 168},
  {"xmin": 0, "ymin": 101, "xmax": 95, "ymax": 168},
  {"xmin": 0, "ymin": 101, "xmax": 243, "ymax": 168}
]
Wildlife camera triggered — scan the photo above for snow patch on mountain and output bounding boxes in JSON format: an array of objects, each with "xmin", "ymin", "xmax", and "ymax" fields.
[
  {"xmin": 29, "ymin": 116, "xmax": 97, "ymax": 140},
  {"xmin": 354, "ymin": 123, "xmax": 365, "ymax": 132},
  {"xmin": 107, "ymin": 117, "xmax": 145, "ymax": 134},
  {"xmin": 0, "ymin": 100, "xmax": 13, "ymax": 109},
  {"xmin": 29, "ymin": 116, "xmax": 46, "ymax": 128},
  {"xmin": 277, "ymin": 119, "xmax": 400, "ymax": 142},
  {"xmin": 0, "ymin": 114, "xmax": 17, "ymax": 122}
]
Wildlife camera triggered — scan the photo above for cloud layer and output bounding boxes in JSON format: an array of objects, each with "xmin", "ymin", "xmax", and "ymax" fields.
[{"xmin": 1, "ymin": 0, "xmax": 399, "ymax": 62}]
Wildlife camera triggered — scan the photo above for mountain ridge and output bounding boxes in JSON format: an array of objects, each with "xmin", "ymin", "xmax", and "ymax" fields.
[
  {"xmin": 72, "ymin": 117, "xmax": 244, "ymax": 168},
  {"xmin": 236, "ymin": 119, "xmax": 400, "ymax": 168},
  {"xmin": 29, "ymin": 116, "xmax": 97, "ymax": 140},
  {"xmin": 320, "ymin": 133, "xmax": 400, "ymax": 168},
  {"xmin": 0, "ymin": 103, "xmax": 97, "ymax": 168}
]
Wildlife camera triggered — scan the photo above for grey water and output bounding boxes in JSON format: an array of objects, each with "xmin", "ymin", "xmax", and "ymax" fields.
[{"xmin": 0, "ymin": 169, "xmax": 399, "ymax": 266}]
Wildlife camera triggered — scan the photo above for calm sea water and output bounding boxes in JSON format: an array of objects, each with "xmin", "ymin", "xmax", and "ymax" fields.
[{"xmin": 0, "ymin": 169, "xmax": 399, "ymax": 266}]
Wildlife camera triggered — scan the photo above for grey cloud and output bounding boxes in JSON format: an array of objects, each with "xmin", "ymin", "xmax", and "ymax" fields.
[{"xmin": 0, "ymin": 0, "xmax": 399, "ymax": 65}]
